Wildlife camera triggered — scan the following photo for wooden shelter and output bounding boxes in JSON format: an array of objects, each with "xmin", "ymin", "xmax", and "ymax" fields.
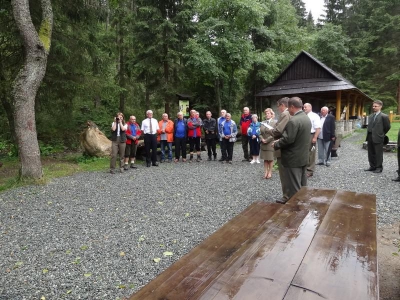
[{"xmin": 256, "ymin": 51, "xmax": 374, "ymax": 120}]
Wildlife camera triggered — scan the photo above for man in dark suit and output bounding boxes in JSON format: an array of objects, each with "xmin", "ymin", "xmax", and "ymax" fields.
[
  {"xmin": 393, "ymin": 128, "xmax": 400, "ymax": 181},
  {"xmin": 273, "ymin": 97, "xmax": 311, "ymax": 204},
  {"xmin": 317, "ymin": 106, "xmax": 336, "ymax": 167},
  {"xmin": 365, "ymin": 100, "xmax": 391, "ymax": 173}
]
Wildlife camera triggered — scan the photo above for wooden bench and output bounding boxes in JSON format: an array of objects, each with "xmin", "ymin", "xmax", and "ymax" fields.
[{"xmin": 129, "ymin": 187, "xmax": 378, "ymax": 300}]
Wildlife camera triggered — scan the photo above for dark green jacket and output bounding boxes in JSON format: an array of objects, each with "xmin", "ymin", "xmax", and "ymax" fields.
[{"xmin": 274, "ymin": 110, "xmax": 311, "ymax": 168}]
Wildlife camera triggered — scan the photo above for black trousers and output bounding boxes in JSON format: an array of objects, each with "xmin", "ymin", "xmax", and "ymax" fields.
[
  {"xmin": 241, "ymin": 134, "xmax": 250, "ymax": 159},
  {"xmin": 188, "ymin": 137, "xmax": 201, "ymax": 152},
  {"xmin": 206, "ymin": 138, "xmax": 217, "ymax": 157},
  {"xmin": 144, "ymin": 134, "xmax": 157, "ymax": 164},
  {"xmin": 397, "ymin": 147, "xmax": 400, "ymax": 172},
  {"xmin": 174, "ymin": 137, "xmax": 187, "ymax": 159},
  {"xmin": 221, "ymin": 139, "xmax": 234, "ymax": 161},
  {"xmin": 367, "ymin": 133, "xmax": 383, "ymax": 170}
]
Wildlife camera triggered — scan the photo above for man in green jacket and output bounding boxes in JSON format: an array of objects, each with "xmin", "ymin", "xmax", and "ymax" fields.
[{"xmin": 273, "ymin": 97, "xmax": 312, "ymax": 204}]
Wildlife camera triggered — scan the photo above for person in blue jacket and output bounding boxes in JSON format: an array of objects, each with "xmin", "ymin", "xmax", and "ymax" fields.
[{"xmin": 247, "ymin": 114, "xmax": 261, "ymax": 164}]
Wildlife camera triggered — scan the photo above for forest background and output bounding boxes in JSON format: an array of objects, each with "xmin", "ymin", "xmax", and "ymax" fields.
[{"xmin": 0, "ymin": 0, "xmax": 399, "ymax": 167}]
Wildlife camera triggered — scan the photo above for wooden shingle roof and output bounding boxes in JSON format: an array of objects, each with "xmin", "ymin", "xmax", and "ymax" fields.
[{"xmin": 255, "ymin": 51, "xmax": 373, "ymax": 101}]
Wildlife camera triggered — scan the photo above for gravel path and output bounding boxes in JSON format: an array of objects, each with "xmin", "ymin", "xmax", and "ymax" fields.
[{"xmin": 0, "ymin": 129, "xmax": 399, "ymax": 300}]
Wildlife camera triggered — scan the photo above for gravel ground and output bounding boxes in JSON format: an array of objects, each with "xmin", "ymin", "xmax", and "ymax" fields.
[{"xmin": 0, "ymin": 129, "xmax": 399, "ymax": 300}]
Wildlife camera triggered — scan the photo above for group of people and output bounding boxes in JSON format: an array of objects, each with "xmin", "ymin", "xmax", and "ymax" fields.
[
  {"xmin": 109, "ymin": 97, "xmax": 398, "ymax": 203},
  {"xmin": 109, "ymin": 109, "xmax": 239, "ymax": 173}
]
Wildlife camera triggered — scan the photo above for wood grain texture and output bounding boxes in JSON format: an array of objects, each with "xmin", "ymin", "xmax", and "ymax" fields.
[
  {"xmin": 129, "ymin": 202, "xmax": 281, "ymax": 300},
  {"xmin": 198, "ymin": 188, "xmax": 336, "ymax": 300},
  {"xmin": 129, "ymin": 188, "xmax": 378, "ymax": 300},
  {"xmin": 284, "ymin": 191, "xmax": 378, "ymax": 300}
]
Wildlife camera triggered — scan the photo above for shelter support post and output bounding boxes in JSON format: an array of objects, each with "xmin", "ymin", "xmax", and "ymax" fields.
[
  {"xmin": 361, "ymin": 99, "xmax": 365, "ymax": 116},
  {"xmin": 336, "ymin": 91, "xmax": 342, "ymax": 121},
  {"xmin": 351, "ymin": 95, "xmax": 357, "ymax": 117},
  {"xmin": 357, "ymin": 97, "xmax": 362, "ymax": 117},
  {"xmin": 346, "ymin": 94, "xmax": 350, "ymax": 121}
]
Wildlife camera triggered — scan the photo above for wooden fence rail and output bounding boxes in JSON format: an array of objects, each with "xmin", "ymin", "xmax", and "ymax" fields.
[{"xmin": 389, "ymin": 111, "xmax": 400, "ymax": 122}]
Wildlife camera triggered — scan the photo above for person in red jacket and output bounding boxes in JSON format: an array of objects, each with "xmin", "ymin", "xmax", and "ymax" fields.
[
  {"xmin": 240, "ymin": 107, "xmax": 252, "ymax": 162},
  {"xmin": 157, "ymin": 113, "xmax": 174, "ymax": 163},
  {"xmin": 124, "ymin": 115, "xmax": 141, "ymax": 170},
  {"xmin": 187, "ymin": 110, "xmax": 202, "ymax": 162}
]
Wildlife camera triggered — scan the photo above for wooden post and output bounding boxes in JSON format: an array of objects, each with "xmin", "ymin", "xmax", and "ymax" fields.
[
  {"xmin": 389, "ymin": 111, "xmax": 393, "ymax": 123},
  {"xmin": 357, "ymin": 97, "xmax": 361, "ymax": 117},
  {"xmin": 351, "ymin": 95, "xmax": 357, "ymax": 117},
  {"xmin": 345, "ymin": 94, "xmax": 350, "ymax": 121},
  {"xmin": 336, "ymin": 91, "xmax": 342, "ymax": 121},
  {"xmin": 361, "ymin": 99, "xmax": 365, "ymax": 116}
]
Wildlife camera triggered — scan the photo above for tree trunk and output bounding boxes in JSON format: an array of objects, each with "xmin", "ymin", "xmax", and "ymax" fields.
[
  {"xmin": 117, "ymin": 9, "xmax": 126, "ymax": 113},
  {"xmin": 163, "ymin": 22, "xmax": 170, "ymax": 115},
  {"xmin": 215, "ymin": 78, "xmax": 221, "ymax": 113},
  {"xmin": 0, "ymin": 94, "xmax": 16, "ymax": 143},
  {"xmin": 397, "ymin": 80, "xmax": 400, "ymax": 115},
  {"xmin": 0, "ymin": 69, "xmax": 16, "ymax": 142},
  {"xmin": 11, "ymin": 0, "xmax": 53, "ymax": 179}
]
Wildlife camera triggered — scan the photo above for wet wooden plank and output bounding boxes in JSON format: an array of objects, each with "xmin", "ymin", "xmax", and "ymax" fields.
[
  {"xmin": 197, "ymin": 188, "xmax": 337, "ymax": 300},
  {"xmin": 129, "ymin": 202, "xmax": 282, "ymax": 300},
  {"xmin": 284, "ymin": 191, "xmax": 378, "ymax": 300}
]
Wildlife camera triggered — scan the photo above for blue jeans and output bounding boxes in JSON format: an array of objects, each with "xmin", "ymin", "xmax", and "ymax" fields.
[
  {"xmin": 317, "ymin": 139, "xmax": 332, "ymax": 165},
  {"xmin": 160, "ymin": 140, "xmax": 172, "ymax": 160}
]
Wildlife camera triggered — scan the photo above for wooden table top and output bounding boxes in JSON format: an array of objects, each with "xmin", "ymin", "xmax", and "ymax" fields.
[{"xmin": 129, "ymin": 187, "xmax": 378, "ymax": 300}]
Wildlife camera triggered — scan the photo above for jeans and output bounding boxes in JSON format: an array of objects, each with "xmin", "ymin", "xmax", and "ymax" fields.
[
  {"xmin": 317, "ymin": 138, "xmax": 332, "ymax": 165},
  {"xmin": 160, "ymin": 140, "xmax": 172, "ymax": 160}
]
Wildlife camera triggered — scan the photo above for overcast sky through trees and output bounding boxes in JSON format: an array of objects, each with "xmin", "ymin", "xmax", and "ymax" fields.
[{"xmin": 303, "ymin": 0, "xmax": 325, "ymax": 20}]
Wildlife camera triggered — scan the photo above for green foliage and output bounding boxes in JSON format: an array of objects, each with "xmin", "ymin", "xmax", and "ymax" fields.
[
  {"xmin": 386, "ymin": 122, "xmax": 400, "ymax": 142},
  {"xmin": 309, "ymin": 23, "xmax": 352, "ymax": 77},
  {"xmin": 0, "ymin": 141, "xmax": 18, "ymax": 157},
  {"xmin": 1, "ymin": 0, "xmax": 398, "ymax": 153}
]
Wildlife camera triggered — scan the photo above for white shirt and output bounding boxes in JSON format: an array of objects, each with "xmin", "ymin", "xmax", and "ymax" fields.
[
  {"xmin": 318, "ymin": 115, "xmax": 327, "ymax": 139},
  {"xmin": 141, "ymin": 118, "xmax": 159, "ymax": 134},
  {"xmin": 111, "ymin": 122, "xmax": 127, "ymax": 136},
  {"xmin": 307, "ymin": 112, "xmax": 321, "ymax": 134}
]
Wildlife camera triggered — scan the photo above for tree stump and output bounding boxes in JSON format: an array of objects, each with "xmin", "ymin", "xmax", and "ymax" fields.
[{"xmin": 80, "ymin": 121, "xmax": 112, "ymax": 157}]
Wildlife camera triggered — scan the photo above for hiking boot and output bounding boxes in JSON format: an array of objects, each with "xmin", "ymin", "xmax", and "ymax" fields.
[
  {"xmin": 196, "ymin": 156, "xmax": 201, "ymax": 162},
  {"xmin": 207, "ymin": 156, "xmax": 212, "ymax": 161},
  {"xmin": 130, "ymin": 164, "xmax": 137, "ymax": 169},
  {"xmin": 123, "ymin": 164, "xmax": 129, "ymax": 170},
  {"xmin": 110, "ymin": 169, "xmax": 115, "ymax": 174}
]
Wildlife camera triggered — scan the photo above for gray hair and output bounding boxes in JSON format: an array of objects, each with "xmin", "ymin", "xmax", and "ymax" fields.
[
  {"xmin": 146, "ymin": 110, "xmax": 153, "ymax": 115},
  {"xmin": 251, "ymin": 114, "xmax": 258, "ymax": 119}
]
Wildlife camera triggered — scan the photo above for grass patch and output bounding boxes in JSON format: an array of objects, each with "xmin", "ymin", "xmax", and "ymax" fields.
[
  {"xmin": 0, "ymin": 153, "xmax": 111, "ymax": 192},
  {"xmin": 387, "ymin": 122, "xmax": 400, "ymax": 142}
]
